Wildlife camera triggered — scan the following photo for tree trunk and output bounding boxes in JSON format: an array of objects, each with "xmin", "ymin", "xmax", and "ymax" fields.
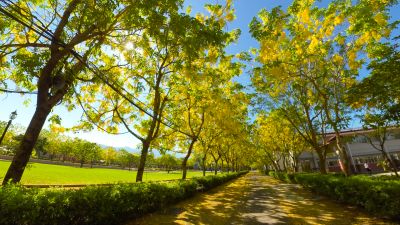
[
  {"xmin": 202, "ymin": 156, "xmax": 206, "ymax": 176},
  {"xmin": 136, "ymin": 141, "xmax": 150, "ymax": 182},
  {"xmin": 335, "ymin": 133, "xmax": 352, "ymax": 176},
  {"xmin": 382, "ymin": 150, "xmax": 399, "ymax": 177},
  {"xmin": 318, "ymin": 157, "xmax": 327, "ymax": 174},
  {"xmin": 315, "ymin": 149, "xmax": 327, "ymax": 174},
  {"xmin": 2, "ymin": 105, "xmax": 51, "ymax": 184},
  {"xmin": 0, "ymin": 120, "xmax": 12, "ymax": 145},
  {"xmin": 182, "ymin": 138, "xmax": 196, "ymax": 180},
  {"xmin": 293, "ymin": 159, "xmax": 299, "ymax": 172},
  {"xmin": 80, "ymin": 160, "xmax": 84, "ymax": 168},
  {"xmin": 282, "ymin": 155, "xmax": 288, "ymax": 173}
]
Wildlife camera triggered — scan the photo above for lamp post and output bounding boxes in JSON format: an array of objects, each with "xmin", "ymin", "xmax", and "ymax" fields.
[{"xmin": 0, "ymin": 110, "xmax": 17, "ymax": 145}]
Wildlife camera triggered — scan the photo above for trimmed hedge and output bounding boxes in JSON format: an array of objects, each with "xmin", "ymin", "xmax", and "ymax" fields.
[
  {"xmin": 194, "ymin": 171, "xmax": 248, "ymax": 191},
  {"xmin": 0, "ymin": 171, "xmax": 247, "ymax": 225},
  {"xmin": 268, "ymin": 171, "xmax": 400, "ymax": 220}
]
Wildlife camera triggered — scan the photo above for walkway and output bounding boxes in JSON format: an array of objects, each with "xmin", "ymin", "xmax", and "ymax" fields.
[{"xmin": 127, "ymin": 172, "xmax": 397, "ymax": 225}]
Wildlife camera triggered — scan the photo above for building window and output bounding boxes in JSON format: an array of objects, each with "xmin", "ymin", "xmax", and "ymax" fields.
[{"xmin": 354, "ymin": 155, "xmax": 382, "ymax": 164}]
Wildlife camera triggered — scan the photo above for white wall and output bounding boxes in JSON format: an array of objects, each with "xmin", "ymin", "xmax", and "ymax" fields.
[{"xmin": 347, "ymin": 139, "xmax": 400, "ymax": 156}]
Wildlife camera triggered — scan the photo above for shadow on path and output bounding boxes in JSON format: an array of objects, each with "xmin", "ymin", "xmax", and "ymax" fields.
[{"xmin": 126, "ymin": 172, "xmax": 397, "ymax": 225}]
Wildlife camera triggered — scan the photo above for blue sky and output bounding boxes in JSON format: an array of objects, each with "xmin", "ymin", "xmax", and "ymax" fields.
[{"xmin": 1, "ymin": 0, "xmax": 399, "ymax": 149}]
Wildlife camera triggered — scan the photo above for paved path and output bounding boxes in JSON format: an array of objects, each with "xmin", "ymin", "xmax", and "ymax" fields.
[{"xmin": 127, "ymin": 172, "xmax": 397, "ymax": 225}]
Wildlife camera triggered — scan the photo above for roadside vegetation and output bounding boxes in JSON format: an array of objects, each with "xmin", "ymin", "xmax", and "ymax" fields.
[
  {"xmin": 250, "ymin": 0, "xmax": 400, "ymax": 222},
  {"xmin": 0, "ymin": 0, "xmax": 399, "ymax": 224},
  {"xmin": 0, "ymin": 171, "xmax": 248, "ymax": 225},
  {"xmin": 269, "ymin": 171, "xmax": 400, "ymax": 220}
]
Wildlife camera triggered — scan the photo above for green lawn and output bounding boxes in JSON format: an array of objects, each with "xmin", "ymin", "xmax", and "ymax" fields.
[{"xmin": 0, "ymin": 160, "xmax": 210, "ymax": 185}]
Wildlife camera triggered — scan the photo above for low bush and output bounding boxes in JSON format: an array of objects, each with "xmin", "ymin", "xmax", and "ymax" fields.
[
  {"xmin": 194, "ymin": 171, "xmax": 248, "ymax": 191},
  {"xmin": 268, "ymin": 171, "xmax": 400, "ymax": 220},
  {"xmin": 0, "ymin": 171, "xmax": 247, "ymax": 225}
]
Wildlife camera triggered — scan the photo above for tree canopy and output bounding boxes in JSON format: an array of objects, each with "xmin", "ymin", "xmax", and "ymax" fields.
[{"xmin": 0, "ymin": 0, "xmax": 399, "ymax": 184}]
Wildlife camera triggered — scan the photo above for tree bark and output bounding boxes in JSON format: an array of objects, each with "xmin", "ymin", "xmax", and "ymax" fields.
[
  {"xmin": 214, "ymin": 162, "xmax": 218, "ymax": 175},
  {"xmin": 2, "ymin": 104, "xmax": 51, "ymax": 184},
  {"xmin": 294, "ymin": 160, "xmax": 299, "ymax": 172},
  {"xmin": 136, "ymin": 141, "xmax": 150, "ymax": 182},
  {"xmin": 202, "ymin": 155, "xmax": 207, "ymax": 176},
  {"xmin": 382, "ymin": 149, "xmax": 399, "ymax": 177},
  {"xmin": 0, "ymin": 120, "xmax": 12, "ymax": 145},
  {"xmin": 316, "ymin": 149, "xmax": 327, "ymax": 174},
  {"xmin": 182, "ymin": 138, "xmax": 196, "ymax": 180},
  {"xmin": 334, "ymin": 132, "xmax": 352, "ymax": 176}
]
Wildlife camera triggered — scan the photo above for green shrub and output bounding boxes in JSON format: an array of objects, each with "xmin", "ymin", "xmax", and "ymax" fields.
[
  {"xmin": 194, "ymin": 171, "xmax": 248, "ymax": 191},
  {"xmin": 0, "ymin": 171, "xmax": 247, "ymax": 225},
  {"xmin": 268, "ymin": 171, "xmax": 400, "ymax": 220}
]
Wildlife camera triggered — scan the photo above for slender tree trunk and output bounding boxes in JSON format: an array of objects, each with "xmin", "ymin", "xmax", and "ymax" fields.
[
  {"xmin": 80, "ymin": 160, "xmax": 84, "ymax": 168},
  {"xmin": 293, "ymin": 158, "xmax": 299, "ymax": 172},
  {"xmin": 335, "ymin": 132, "xmax": 352, "ymax": 176},
  {"xmin": 382, "ymin": 150, "xmax": 399, "ymax": 177},
  {"xmin": 318, "ymin": 156, "xmax": 327, "ymax": 174},
  {"xmin": 0, "ymin": 120, "xmax": 12, "ymax": 145},
  {"xmin": 136, "ymin": 141, "xmax": 150, "ymax": 182},
  {"xmin": 214, "ymin": 160, "xmax": 219, "ymax": 175},
  {"xmin": 266, "ymin": 154, "xmax": 280, "ymax": 172},
  {"xmin": 202, "ymin": 156, "xmax": 206, "ymax": 176},
  {"xmin": 282, "ymin": 155, "xmax": 288, "ymax": 173},
  {"xmin": 315, "ymin": 149, "xmax": 327, "ymax": 174},
  {"xmin": 2, "ymin": 105, "xmax": 51, "ymax": 184},
  {"xmin": 182, "ymin": 138, "xmax": 196, "ymax": 180},
  {"xmin": 271, "ymin": 162, "xmax": 280, "ymax": 172}
]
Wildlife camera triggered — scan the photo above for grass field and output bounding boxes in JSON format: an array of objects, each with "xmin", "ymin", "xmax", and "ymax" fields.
[{"xmin": 0, "ymin": 160, "xmax": 211, "ymax": 185}]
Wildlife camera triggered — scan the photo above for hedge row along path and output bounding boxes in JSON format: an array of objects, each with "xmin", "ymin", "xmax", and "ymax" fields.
[{"xmin": 127, "ymin": 172, "xmax": 395, "ymax": 225}]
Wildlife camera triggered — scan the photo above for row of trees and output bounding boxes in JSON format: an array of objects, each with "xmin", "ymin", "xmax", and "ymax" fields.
[
  {"xmin": 251, "ymin": 112, "xmax": 308, "ymax": 173},
  {"xmin": 5, "ymin": 0, "xmax": 397, "ymax": 184},
  {"xmin": 250, "ymin": 0, "xmax": 399, "ymax": 176},
  {"xmin": 0, "ymin": 122, "xmax": 186, "ymax": 172},
  {"xmin": 0, "ymin": 0, "xmax": 253, "ymax": 184}
]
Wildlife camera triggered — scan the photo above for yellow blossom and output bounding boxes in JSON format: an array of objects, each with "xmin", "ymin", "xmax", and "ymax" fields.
[
  {"xmin": 334, "ymin": 14, "xmax": 344, "ymax": 26},
  {"xmin": 332, "ymin": 54, "xmax": 343, "ymax": 64},
  {"xmin": 374, "ymin": 13, "xmax": 387, "ymax": 26}
]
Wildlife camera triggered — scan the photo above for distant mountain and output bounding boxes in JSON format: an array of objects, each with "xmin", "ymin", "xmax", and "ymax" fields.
[
  {"xmin": 115, "ymin": 146, "xmax": 139, "ymax": 153},
  {"xmin": 99, "ymin": 144, "xmax": 136, "ymax": 152},
  {"xmin": 98, "ymin": 144, "xmax": 161, "ymax": 156}
]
